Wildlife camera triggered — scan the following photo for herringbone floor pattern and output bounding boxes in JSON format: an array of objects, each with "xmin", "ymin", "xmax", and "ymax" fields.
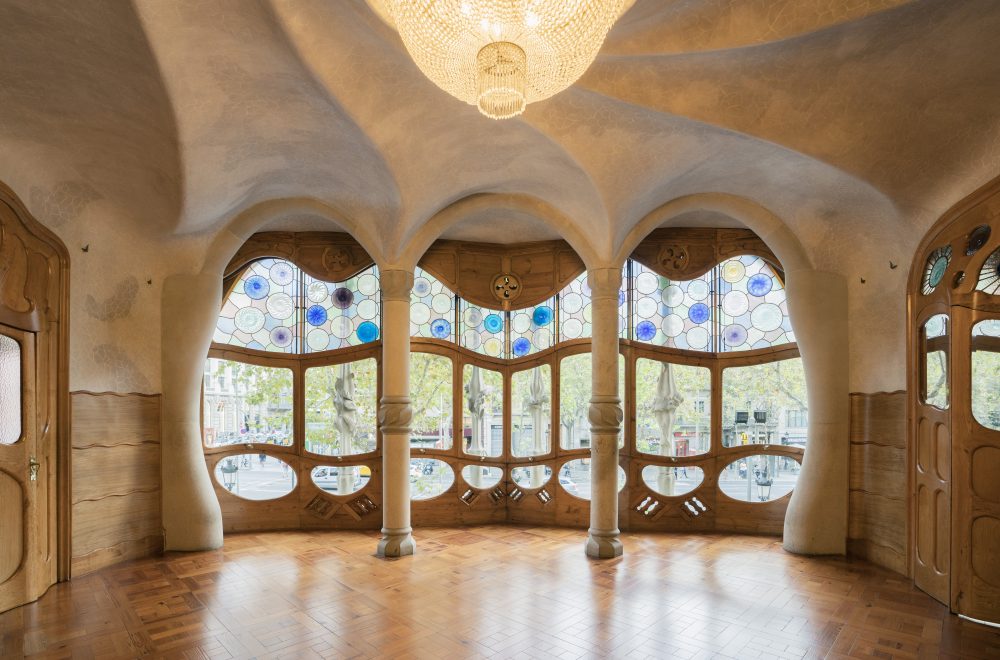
[{"xmin": 2, "ymin": 526, "xmax": 998, "ymax": 659}]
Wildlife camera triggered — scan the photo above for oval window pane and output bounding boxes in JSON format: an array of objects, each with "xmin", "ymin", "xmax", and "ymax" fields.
[
  {"xmin": 463, "ymin": 365, "xmax": 503, "ymax": 457},
  {"xmin": 410, "ymin": 459, "xmax": 454, "ymax": 500},
  {"xmin": 461, "ymin": 464, "xmax": 503, "ymax": 489},
  {"xmin": 410, "ymin": 352, "xmax": 454, "ymax": 450},
  {"xmin": 511, "ymin": 465, "xmax": 553, "ymax": 488},
  {"xmin": 721, "ymin": 358, "xmax": 807, "ymax": 448},
  {"xmin": 214, "ymin": 454, "xmax": 296, "ymax": 500},
  {"xmin": 203, "ymin": 358, "xmax": 293, "ymax": 447},
  {"xmin": 972, "ymin": 320, "xmax": 1000, "ymax": 430},
  {"xmin": 0, "ymin": 334, "xmax": 22, "ymax": 445},
  {"xmin": 512, "ymin": 365, "xmax": 551, "ymax": 457},
  {"xmin": 718, "ymin": 454, "xmax": 800, "ymax": 502},
  {"xmin": 559, "ymin": 460, "xmax": 626, "ymax": 500},
  {"xmin": 635, "ymin": 358, "xmax": 710, "ymax": 456},
  {"xmin": 922, "ymin": 314, "xmax": 949, "ymax": 409},
  {"xmin": 641, "ymin": 465, "xmax": 704, "ymax": 497},
  {"xmin": 310, "ymin": 465, "xmax": 371, "ymax": 495},
  {"xmin": 305, "ymin": 358, "xmax": 377, "ymax": 456}
]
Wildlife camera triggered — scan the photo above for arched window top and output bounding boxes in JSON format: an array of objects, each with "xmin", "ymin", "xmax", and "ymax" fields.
[
  {"xmin": 215, "ymin": 258, "xmax": 380, "ymax": 354},
  {"xmin": 630, "ymin": 255, "xmax": 793, "ymax": 352},
  {"xmin": 977, "ymin": 247, "xmax": 1000, "ymax": 295},
  {"xmin": 411, "ymin": 266, "xmax": 456, "ymax": 341}
]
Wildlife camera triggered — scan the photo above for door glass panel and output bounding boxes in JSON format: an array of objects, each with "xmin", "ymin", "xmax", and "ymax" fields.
[
  {"xmin": 922, "ymin": 314, "xmax": 949, "ymax": 409},
  {"xmin": 718, "ymin": 454, "xmax": 800, "ymax": 502},
  {"xmin": 558, "ymin": 353, "xmax": 626, "ymax": 450},
  {"xmin": 722, "ymin": 358, "xmax": 808, "ymax": 448},
  {"xmin": 203, "ymin": 358, "xmax": 293, "ymax": 447},
  {"xmin": 305, "ymin": 358, "xmax": 378, "ymax": 456},
  {"xmin": 410, "ymin": 352, "xmax": 453, "ymax": 450},
  {"xmin": 0, "ymin": 334, "xmax": 21, "ymax": 445},
  {"xmin": 512, "ymin": 365, "xmax": 551, "ymax": 457},
  {"xmin": 972, "ymin": 320, "xmax": 1000, "ymax": 430},
  {"xmin": 636, "ymin": 358, "xmax": 710, "ymax": 456},
  {"xmin": 214, "ymin": 454, "xmax": 296, "ymax": 500},
  {"xmin": 462, "ymin": 365, "xmax": 503, "ymax": 457}
]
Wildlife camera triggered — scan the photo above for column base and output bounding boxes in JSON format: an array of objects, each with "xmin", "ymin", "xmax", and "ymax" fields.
[
  {"xmin": 585, "ymin": 529, "xmax": 623, "ymax": 559},
  {"xmin": 376, "ymin": 527, "xmax": 415, "ymax": 558}
]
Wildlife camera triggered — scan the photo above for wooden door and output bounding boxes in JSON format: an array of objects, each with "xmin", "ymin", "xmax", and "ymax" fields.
[
  {"xmin": 952, "ymin": 309, "xmax": 1000, "ymax": 622},
  {"xmin": 0, "ymin": 186, "xmax": 68, "ymax": 613},
  {"xmin": 912, "ymin": 310, "xmax": 951, "ymax": 604}
]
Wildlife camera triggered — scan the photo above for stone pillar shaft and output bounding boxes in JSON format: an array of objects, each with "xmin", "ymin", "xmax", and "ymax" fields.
[
  {"xmin": 586, "ymin": 267, "xmax": 624, "ymax": 558},
  {"xmin": 377, "ymin": 269, "xmax": 415, "ymax": 558}
]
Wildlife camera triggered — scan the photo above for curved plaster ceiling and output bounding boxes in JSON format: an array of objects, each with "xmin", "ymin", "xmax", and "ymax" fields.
[{"xmin": 1, "ymin": 0, "xmax": 998, "ymax": 269}]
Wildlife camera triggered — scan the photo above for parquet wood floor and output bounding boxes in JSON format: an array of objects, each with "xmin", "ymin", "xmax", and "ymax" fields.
[{"xmin": 2, "ymin": 526, "xmax": 999, "ymax": 659}]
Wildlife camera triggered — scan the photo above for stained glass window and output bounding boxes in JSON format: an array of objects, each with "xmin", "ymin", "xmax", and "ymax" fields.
[
  {"xmin": 717, "ymin": 256, "xmax": 793, "ymax": 351},
  {"xmin": 632, "ymin": 261, "xmax": 713, "ymax": 350},
  {"xmin": 630, "ymin": 256, "xmax": 792, "ymax": 352},
  {"xmin": 302, "ymin": 267, "xmax": 380, "ymax": 352},
  {"xmin": 510, "ymin": 297, "xmax": 556, "ymax": 357},
  {"xmin": 411, "ymin": 267, "xmax": 456, "ymax": 340},
  {"xmin": 460, "ymin": 300, "xmax": 505, "ymax": 358},
  {"xmin": 216, "ymin": 259, "xmax": 380, "ymax": 353},
  {"xmin": 922, "ymin": 245, "xmax": 952, "ymax": 295},
  {"xmin": 216, "ymin": 259, "xmax": 299, "ymax": 352},
  {"xmin": 976, "ymin": 247, "xmax": 1000, "ymax": 295},
  {"xmin": 0, "ymin": 334, "xmax": 21, "ymax": 445},
  {"xmin": 559, "ymin": 272, "xmax": 592, "ymax": 341}
]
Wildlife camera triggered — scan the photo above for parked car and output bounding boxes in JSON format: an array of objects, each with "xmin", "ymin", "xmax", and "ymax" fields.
[
  {"xmin": 311, "ymin": 466, "xmax": 364, "ymax": 493},
  {"xmin": 559, "ymin": 474, "xmax": 578, "ymax": 496}
]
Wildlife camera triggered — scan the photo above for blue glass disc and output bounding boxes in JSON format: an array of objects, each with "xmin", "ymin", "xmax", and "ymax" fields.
[
  {"xmin": 724, "ymin": 324, "xmax": 748, "ymax": 346},
  {"xmin": 244, "ymin": 275, "xmax": 269, "ymax": 300},
  {"xmin": 512, "ymin": 337, "xmax": 531, "ymax": 357},
  {"xmin": 618, "ymin": 290, "xmax": 626, "ymax": 306},
  {"xmin": 430, "ymin": 319, "xmax": 451, "ymax": 339},
  {"xmin": 484, "ymin": 313, "xmax": 504, "ymax": 334},
  {"xmin": 306, "ymin": 305, "xmax": 328, "ymax": 326},
  {"xmin": 689, "ymin": 302, "xmax": 710, "ymax": 324},
  {"xmin": 635, "ymin": 320, "xmax": 657, "ymax": 342},
  {"xmin": 270, "ymin": 326, "xmax": 292, "ymax": 347},
  {"xmin": 747, "ymin": 274, "xmax": 773, "ymax": 297},
  {"xmin": 357, "ymin": 321, "xmax": 379, "ymax": 343},
  {"xmin": 532, "ymin": 306, "xmax": 553, "ymax": 326}
]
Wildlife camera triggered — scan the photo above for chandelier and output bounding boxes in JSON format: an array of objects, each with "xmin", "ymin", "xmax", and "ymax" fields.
[{"xmin": 369, "ymin": 1, "xmax": 629, "ymax": 120}]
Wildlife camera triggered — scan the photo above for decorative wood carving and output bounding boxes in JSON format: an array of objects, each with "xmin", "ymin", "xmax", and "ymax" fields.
[
  {"xmin": 630, "ymin": 228, "xmax": 783, "ymax": 282},
  {"xmin": 419, "ymin": 239, "xmax": 585, "ymax": 310},
  {"xmin": 223, "ymin": 232, "xmax": 375, "ymax": 286}
]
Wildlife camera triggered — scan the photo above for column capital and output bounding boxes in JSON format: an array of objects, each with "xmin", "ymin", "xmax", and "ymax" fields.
[
  {"xmin": 381, "ymin": 269, "xmax": 414, "ymax": 301},
  {"xmin": 378, "ymin": 395, "xmax": 413, "ymax": 435},
  {"xmin": 587, "ymin": 267, "xmax": 623, "ymax": 300}
]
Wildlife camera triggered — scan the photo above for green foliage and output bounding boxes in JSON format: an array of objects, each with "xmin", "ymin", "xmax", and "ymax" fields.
[{"xmin": 410, "ymin": 352, "xmax": 454, "ymax": 447}]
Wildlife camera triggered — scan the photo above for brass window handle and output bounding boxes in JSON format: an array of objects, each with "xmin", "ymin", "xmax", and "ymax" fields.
[{"xmin": 28, "ymin": 456, "xmax": 40, "ymax": 481}]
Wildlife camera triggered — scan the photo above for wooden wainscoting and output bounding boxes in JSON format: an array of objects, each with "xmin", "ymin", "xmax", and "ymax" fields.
[
  {"xmin": 848, "ymin": 390, "xmax": 907, "ymax": 574},
  {"xmin": 70, "ymin": 392, "xmax": 162, "ymax": 576}
]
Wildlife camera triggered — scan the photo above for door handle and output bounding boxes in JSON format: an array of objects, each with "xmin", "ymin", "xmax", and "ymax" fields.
[{"xmin": 28, "ymin": 456, "xmax": 40, "ymax": 482}]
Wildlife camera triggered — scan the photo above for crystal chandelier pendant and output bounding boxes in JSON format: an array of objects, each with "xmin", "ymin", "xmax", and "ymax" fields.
[
  {"xmin": 477, "ymin": 42, "xmax": 526, "ymax": 120},
  {"xmin": 369, "ymin": 1, "xmax": 629, "ymax": 120}
]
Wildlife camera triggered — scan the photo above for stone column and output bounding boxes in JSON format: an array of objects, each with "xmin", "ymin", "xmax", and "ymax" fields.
[
  {"xmin": 160, "ymin": 272, "xmax": 224, "ymax": 550},
  {"xmin": 376, "ymin": 269, "xmax": 416, "ymax": 557},
  {"xmin": 586, "ymin": 267, "xmax": 624, "ymax": 558},
  {"xmin": 782, "ymin": 269, "xmax": 849, "ymax": 554}
]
